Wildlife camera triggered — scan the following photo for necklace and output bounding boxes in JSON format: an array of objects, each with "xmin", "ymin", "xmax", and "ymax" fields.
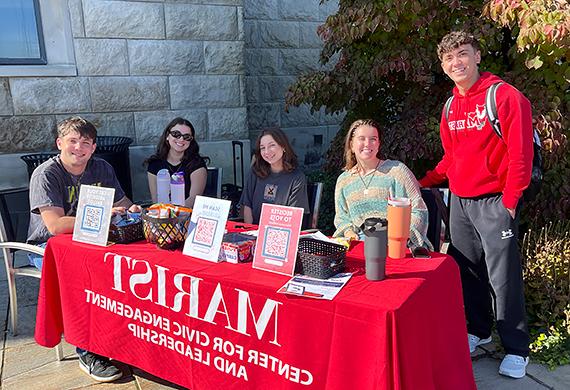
[
  {"xmin": 57, "ymin": 156, "xmax": 88, "ymax": 215},
  {"xmin": 59, "ymin": 157, "xmax": 87, "ymax": 188},
  {"xmin": 70, "ymin": 171, "xmax": 85, "ymax": 186},
  {"xmin": 66, "ymin": 170, "xmax": 87, "ymax": 216},
  {"xmin": 168, "ymin": 161, "xmax": 182, "ymax": 175},
  {"xmin": 358, "ymin": 161, "xmax": 380, "ymax": 195}
]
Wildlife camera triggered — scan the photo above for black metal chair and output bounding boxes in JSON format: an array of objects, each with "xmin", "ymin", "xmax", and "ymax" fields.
[
  {"xmin": 204, "ymin": 167, "xmax": 223, "ymax": 198},
  {"xmin": 0, "ymin": 187, "xmax": 63, "ymax": 359},
  {"xmin": 95, "ymin": 136, "xmax": 133, "ymax": 199},
  {"xmin": 420, "ymin": 188, "xmax": 449, "ymax": 252},
  {"xmin": 302, "ymin": 182, "xmax": 324, "ymax": 230}
]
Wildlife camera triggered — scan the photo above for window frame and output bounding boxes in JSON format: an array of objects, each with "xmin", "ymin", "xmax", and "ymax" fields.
[
  {"xmin": 0, "ymin": 0, "xmax": 47, "ymax": 65},
  {"xmin": 0, "ymin": 0, "xmax": 76, "ymax": 77}
]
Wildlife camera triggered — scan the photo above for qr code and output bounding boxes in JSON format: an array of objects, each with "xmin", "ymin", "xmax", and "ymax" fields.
[
  {"xmin": 262, "ymin": 227, "xmax": 290, "ymax": 260},
  {"xmin": 81, "ymin": 205, "xmax": 103, "ymax": 232},
  {"xmin": 193, "ymin": 217, "xmax": 218, "ymax": 247}
]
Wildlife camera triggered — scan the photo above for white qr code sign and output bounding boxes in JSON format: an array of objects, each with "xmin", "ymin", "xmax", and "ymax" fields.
[
  {"xmin": 81, "ymin": 205, "xmax": 104, "ymax": 232},
  {"xmin": 182, "ymin": 195, "xmax": 232, "ymax": 262},
  {"xmin": 73, "ymin": 185, "xmax": 115, "ymax": 247}
]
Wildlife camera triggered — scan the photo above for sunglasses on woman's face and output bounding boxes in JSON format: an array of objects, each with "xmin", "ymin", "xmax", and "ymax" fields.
[{"xmin": 169, "ymin": 130, "xmax": 193, "ymax": 142}]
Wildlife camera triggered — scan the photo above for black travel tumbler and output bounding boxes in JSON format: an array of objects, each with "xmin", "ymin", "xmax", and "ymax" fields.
[{"xmin": 360, "ymin": 217, "xmax": 388, "ymax": 281}]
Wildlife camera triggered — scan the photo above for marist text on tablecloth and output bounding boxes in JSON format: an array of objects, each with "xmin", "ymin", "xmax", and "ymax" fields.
[{"xmin": 80, "ymin": 252, "xmax": 315, "ymax": 385}]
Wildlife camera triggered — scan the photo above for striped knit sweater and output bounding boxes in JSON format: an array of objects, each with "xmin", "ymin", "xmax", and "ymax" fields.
[{"xmin": 333, "ymin": 159, "xmax": 432, "ymax": 249}]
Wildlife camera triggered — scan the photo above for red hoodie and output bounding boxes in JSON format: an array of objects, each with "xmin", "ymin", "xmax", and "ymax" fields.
[{"xmin": 419, "ymin": 72, "xmax": 533, "ymax": 209}]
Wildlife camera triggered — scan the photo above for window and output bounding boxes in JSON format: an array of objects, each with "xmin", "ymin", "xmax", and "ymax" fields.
[
  {"xmin": 0, "ymin": 0, "xmax": 46, "ymax": 65},
  {"xmin": 0, "ymin": 0, "xmax": 75, "ymax": 77}
]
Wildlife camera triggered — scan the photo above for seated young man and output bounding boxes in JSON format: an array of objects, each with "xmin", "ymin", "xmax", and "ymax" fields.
[{"xmin": 27, "ymin": 116, "xmax": 141, "ymax": 382}]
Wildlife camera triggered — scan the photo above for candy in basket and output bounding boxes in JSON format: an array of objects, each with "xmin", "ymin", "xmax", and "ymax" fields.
[{"xmin": 141, "ymin": 204, "xmax": 192, "ymax": 250}]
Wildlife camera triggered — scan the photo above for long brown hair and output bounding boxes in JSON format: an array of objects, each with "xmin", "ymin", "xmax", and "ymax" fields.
[
  {"xmin": 343, "ymin": 119, "xmax": 382, "ymax": 171},
  {"xmin": 252, "ymin": 127, "xmax": 298, "ymax": 179},
  {"xmin": 145, "ymin": 117, "xmax": 205, "ymax": 168}
]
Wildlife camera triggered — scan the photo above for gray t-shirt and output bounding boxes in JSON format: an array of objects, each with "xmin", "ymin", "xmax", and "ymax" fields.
[
  {"xmin": 27, "ymin": 155, "xmax": 125, "ymax": 244},
  {"xmin": 240, "ymin": 168, "xmax": 309, "ymax": 224}
]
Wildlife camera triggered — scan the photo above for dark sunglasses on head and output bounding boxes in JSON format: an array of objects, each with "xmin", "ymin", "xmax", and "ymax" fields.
[{"xmin": 169, "ymin": 130, "xmax": 193, "ymax": 142}]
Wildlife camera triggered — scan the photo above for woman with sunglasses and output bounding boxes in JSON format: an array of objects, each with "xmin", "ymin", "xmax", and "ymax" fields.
[
  {"xmin": 240, "ymin": 127, "xmax": 309, "ymax": 224},
  {"xmin": 146, "ymin": 117, "xmax": 207, "ymax": 207}
]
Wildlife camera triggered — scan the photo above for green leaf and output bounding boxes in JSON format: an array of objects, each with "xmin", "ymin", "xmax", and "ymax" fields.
[{"xmin": 525, "ymin": 55, "xmax": 544, "ymax": 69}]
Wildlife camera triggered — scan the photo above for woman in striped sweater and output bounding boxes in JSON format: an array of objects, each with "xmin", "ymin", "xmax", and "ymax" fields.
[{"xmin": 333, "ymin": 119, "xmax": 432, "ymax": 249}]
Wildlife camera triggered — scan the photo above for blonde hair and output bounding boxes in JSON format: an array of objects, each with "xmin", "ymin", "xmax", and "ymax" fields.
[{"xmin": 343, "ymin": 119, "xmax": 382, "ymax": 170}]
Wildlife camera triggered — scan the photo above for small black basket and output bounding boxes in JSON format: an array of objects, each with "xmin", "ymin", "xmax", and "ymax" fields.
[
  {"xmin": 295, "ymin": 238, "xmax": 346, "ymax": 279},
  {"xmin": 141, "ymin": 209, "xmax": 191, "ymax": 250},
  {"xmin": 108, "ymin": 220, "xmax": 144, "ymax": 244}
]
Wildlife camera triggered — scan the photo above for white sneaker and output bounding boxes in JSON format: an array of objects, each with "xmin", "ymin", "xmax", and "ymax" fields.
[
  {"xmin": 468, "ymin": 333, "xmax": 492, "ymax": 353},
  {"xmin": 499, "ymin": 354, "xmax": 529, "ymax": 378}
]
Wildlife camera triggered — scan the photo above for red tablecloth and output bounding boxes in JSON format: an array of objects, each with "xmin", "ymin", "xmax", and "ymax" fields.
[{"xmin": 35, "ymin": 232, "xmax": 475, "ymax": 390}]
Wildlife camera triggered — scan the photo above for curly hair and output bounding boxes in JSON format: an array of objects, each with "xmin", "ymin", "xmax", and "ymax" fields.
[
  {"xmin": 252, "ymin": 127, "xmax": 298, "ymax": 179},
  {"xmin": 437, "ymin": 30, "xmax": 480, "ymax": 60},
  {"xmin": 145, "ymin": 117, "xmax": 205, "ymax": 168},
  {"xmin": 343, "ymin": 119, "xmax": 382, "ymax": 171}
]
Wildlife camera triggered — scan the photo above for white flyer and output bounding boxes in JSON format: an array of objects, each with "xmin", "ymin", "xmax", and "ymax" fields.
[
  {"xmin": 277, "ymin": 272, "xmax": 353, "ymax": 300},
  {"xmin": 72, "ymin": 184, "xmax": 115, "ymax": 247},
  {"xmin": 182, "ymin": 195, "xmax": 231, "ymax": 262}
]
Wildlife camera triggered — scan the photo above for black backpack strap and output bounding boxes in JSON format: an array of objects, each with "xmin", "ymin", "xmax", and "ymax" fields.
[
  {"xmin": 532, "ymin": 128, "xmax": 542, "ymax": 147},
  {"xmin": 443, "ymin": 95, "xmax": 454, "ymax": 123},
  {"xmin": 485, "ymin": 82, "xmax": 504, "ymax": 139},
  {"xmin": 430, "ymin": 188, "xmax": 449, "ymax": 228}
]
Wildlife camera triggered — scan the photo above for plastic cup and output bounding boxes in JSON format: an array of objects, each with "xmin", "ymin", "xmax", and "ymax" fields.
[{"xmin": 387, "ymin": 197, "xmax": 411, "ymax": 259}]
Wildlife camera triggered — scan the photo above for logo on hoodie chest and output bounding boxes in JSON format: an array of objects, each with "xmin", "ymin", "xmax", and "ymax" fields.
[{"xmin": 449, "ymin": 104, "xmax": 488, "ymax": 132}]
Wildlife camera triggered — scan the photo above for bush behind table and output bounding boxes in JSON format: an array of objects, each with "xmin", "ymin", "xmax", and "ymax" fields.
[
  {"xmin": 287, "ymin": 1, "xmax": 569, "ymax": 233},
  {"xmin": 522, "ymin": 220, "xmax": 570, "ymax": 369}
]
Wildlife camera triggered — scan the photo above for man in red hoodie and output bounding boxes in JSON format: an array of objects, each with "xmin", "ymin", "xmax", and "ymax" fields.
[{"xmin": 419, "ymin": 31, "xmax": 533, "ymax": 378}]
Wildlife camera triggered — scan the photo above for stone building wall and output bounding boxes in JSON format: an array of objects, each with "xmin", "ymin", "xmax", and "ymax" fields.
[
  {"xmin": 244, "ymin": 0, "xmax": 341, "ymax": 170},
  {"xmin": 1, "ymin": 0, "xmax": 246, "ymax": 152},
  {"xmin": 0, "ymin": 0, "xmax": 248, "ymax": 199},
  {"xmin": 0, "ymin": 0, "xmax": 342, "ymax": 199}
]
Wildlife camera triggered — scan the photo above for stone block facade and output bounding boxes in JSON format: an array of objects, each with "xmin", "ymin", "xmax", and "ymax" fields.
[
  {"xmin": 0, "ymin": 0, "xmax": 341, "ymax": 200},
  {"xmin": 1, "ymin": 0, "xmax": 246, "ymax": 151},
  {"xmin": 244, "ymin": 0, "xmax": 341, "ymax": 171}
]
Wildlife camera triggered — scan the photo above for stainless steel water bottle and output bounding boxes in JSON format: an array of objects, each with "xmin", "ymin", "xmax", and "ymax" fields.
[{"xmin": 361, "ymin": 217, "xmax": 388, "ymax": 281}]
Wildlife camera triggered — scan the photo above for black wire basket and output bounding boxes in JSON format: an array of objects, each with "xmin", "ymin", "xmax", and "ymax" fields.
[
  {"xmin": 295, "ymin": 238, "xmax": 346, "ymax": 279},
  {"xmin": 141, "ymin": 209, "xmax": 191, "ymax": 250},
  {"xmin": 108, "ymin": 220, "xmax": 145, "ymax": 244}
]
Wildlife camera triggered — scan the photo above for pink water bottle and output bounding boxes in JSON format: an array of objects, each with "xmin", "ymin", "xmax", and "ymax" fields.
[{"xmin": 170, "ymin": 172, "xmax": 185, "ymax": 206}]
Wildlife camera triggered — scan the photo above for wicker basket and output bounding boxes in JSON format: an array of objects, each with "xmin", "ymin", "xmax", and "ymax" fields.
[
  {"xmin": 295, "ymin": 238, "xmax": 346, "ymax": 279},
  {"xmin": 108, "ymin": 220, "xmax": 144, "ymax": 244},
  {"xmin": 141, "ymin": 209, "xmax": 191, "ymax": 250}
]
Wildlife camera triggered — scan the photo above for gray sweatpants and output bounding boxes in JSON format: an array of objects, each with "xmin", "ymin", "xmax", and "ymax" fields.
[{"xmin": 448, "ymin": 193, "xmax": 530, "ymax": 357}]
